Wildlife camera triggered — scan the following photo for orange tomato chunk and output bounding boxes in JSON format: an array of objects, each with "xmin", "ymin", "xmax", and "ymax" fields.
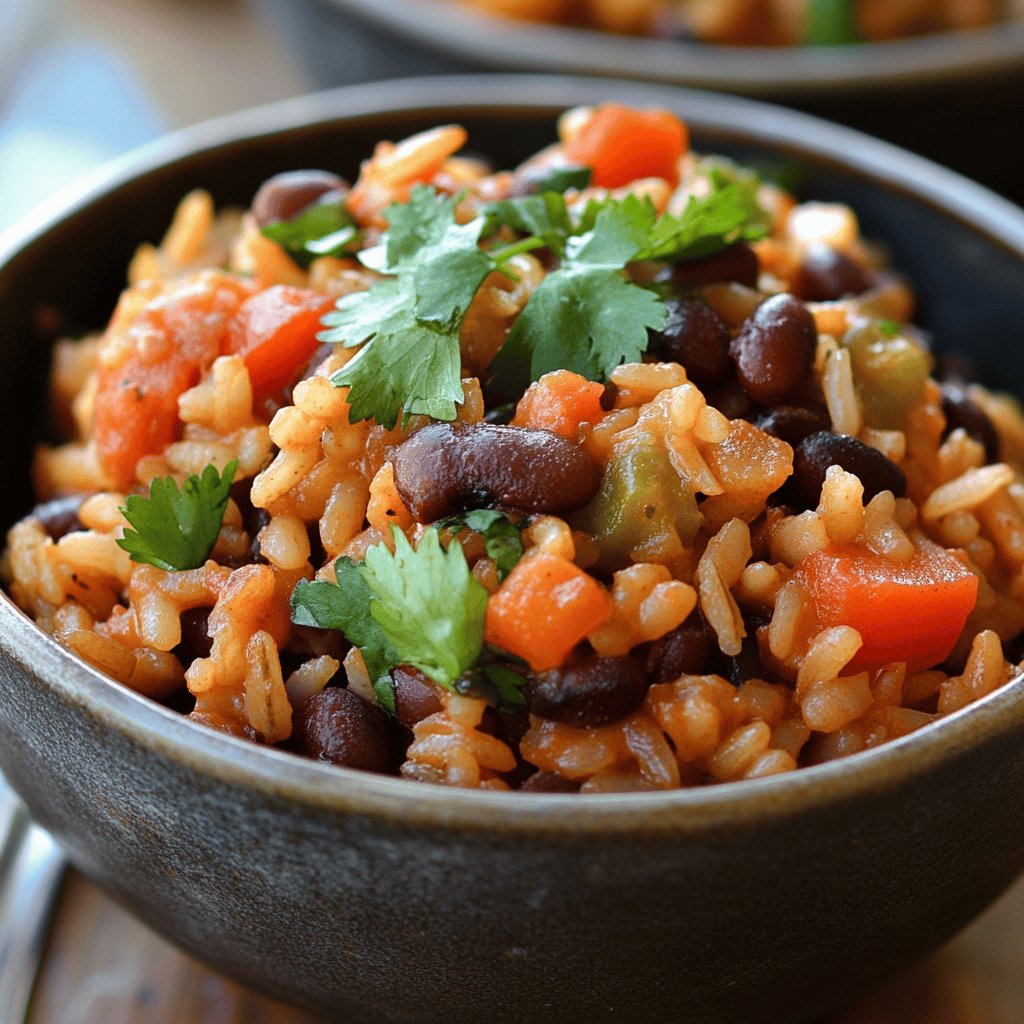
[
  {"xmin": 485, "ymin": 553, "xmax": 613, "ymax": 671},
  {"xmin": 512, "ymin": 370, "xmax": 606, "ymax": 439},
  {"xmin": 225, "ymin": 285, "xmax": 335, "ymax": 401},
  {"xmin": 796, "ymin": 540, "xmax": 979, "ymax": 673},
  {"xmin": 95, "ymin": 275, "xmax": 252, "ymax": 487},
  {"xmin": 565, "ymin": 104, "xmax": 688, "ymax": 189}
]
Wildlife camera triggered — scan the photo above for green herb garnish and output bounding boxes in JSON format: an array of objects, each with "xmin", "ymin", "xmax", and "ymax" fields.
[
  {"xmin": 319, "ymin": 187, "xmax": 506, "ymax": 428},
  {"xmin": 291, "ymin": 526, "xmax": 504, "ymax": 707},
  {"xmin": 436, "ymin": 509, "xmax": 525, "ymax": 581},
  {"xmin": 116, "ymin": 460, "xmax": 237, "ymax": 572},
  {"xmin": 290, "ymin": 556, "xmax": 399, "ymax": 713},
  {"xmin": 320, "ymin": 164, "xmax": 768, "ymax": 424},
  {"xmin": 877, "ymin": 319, "xmax": 902, "ymax": 339},
  {"xmin": 487, "ymin": 195, "xmax": 669, "ymax": 398},
  {"xmin": 260, "ymin": 200, "xmax": 359, "ymax": 268}
]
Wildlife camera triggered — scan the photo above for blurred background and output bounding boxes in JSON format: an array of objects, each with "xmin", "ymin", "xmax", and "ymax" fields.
[
  {"xmin": 1, "ymin": 2, "xmax": 1022, "ymax": 1020},
  {"xmin": 2, "ymin": 0, "xmax": 1022, "ymax": 234},
  {"xmin": 0, "ymin": 0, "xmax": 308, "ymax": 230}
]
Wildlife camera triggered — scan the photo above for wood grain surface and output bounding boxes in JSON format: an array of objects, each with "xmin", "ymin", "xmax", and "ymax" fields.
[{"xmin": 27, "ymin": 870, "xmax": 1024, "ymax": 1024}]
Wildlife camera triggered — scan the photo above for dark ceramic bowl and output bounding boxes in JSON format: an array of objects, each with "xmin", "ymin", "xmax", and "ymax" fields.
[
  {"xmin": 261, "ymin": 0, "xmax": 1024, "ymax": 201},
  {"xmin": 281, "ymin": 0, "xmax": 1024, "ymax": 94},
  {"xmin": 2, "ymin": 77, "xmax": 1024, "ymax": 1024}
]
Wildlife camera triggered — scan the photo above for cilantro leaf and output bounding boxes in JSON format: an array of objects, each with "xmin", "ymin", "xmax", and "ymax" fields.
[
  {"xmin": 327, "ymin": 291, "xmax": 465, "ymax": 426},
  {"xmin": 319, "ymin": 190, "xmax": 493, "ymax": 428},
  {"xmin": 291, "ymin": 529, "xmax": 522, "ymax": 713},
  {"xmin": 362, "ymin": 527, "xmax": 488, "ymax": 689},
  {"xmin": 488, "ymin": 200, "xmax": 668, "ymax": 398},
  {"xmin": 290, "ymin": 557, "xmax": 399, "ymax": 713},
  {"xmin": 260, "ymin": 200, "xmax": 358, "ymax": 268},
  {"xmin": 486, "ymin": 191, "xmax": 575, "ymax": 257},
  {"xmin": 117, "ymin": 460, "xmax": 237, "ymax": 572},
  {"xmin": 382, "ymin": 184, "xmax": 463, "ymax": 268},
  {"xmin": 877, "ymin": 319, "xmax": 902, "ymax": 339},
  {"xmin": 635, "ymin": 167, "xmax": 770, "ymax": 263},
  {"xmin": 481, "ymin": 663, "xmax": 528, "ymax": 709},
  {"xmin": 436, "ymin": 509, "xmax": 525, "ymax": 580}
]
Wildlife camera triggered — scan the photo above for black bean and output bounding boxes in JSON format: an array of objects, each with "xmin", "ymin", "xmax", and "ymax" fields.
[
  {"xmin": 645, "ymin": 613, "xmax": 709, "ymax": 683},
  {"xmin": 293, "ymin": 688, "xmax": 398, "ymax": 773},
  {"xmin": 730, "ymin": 293, "xmax": 817, "ymax": 405},
  {"xmin": 175, "ymin": 608, "xmax": 213, "ymax": 664},
  {"xmin": 756, "ymin": 405, "xmax": 831, "ymax": 448},
  {"xmin": 792, "ymin": 431, "xmax": 907, "ymax": 510},
  {"xmin": 392, "ymin": 422, "xmax": 602, "ymax": 523},
  {"xmin": 672, "ymin": 243, "xmax": 760, "ymax": 289},
  {"xmin": 527, "ymin": 654, "xmax": 648, "ymax": 729},
  {"xmin": 648, "ymin": 297, "xmax": 732, "ymax": 391},
  {"xmin": 518, "ymin": 771, "xmax": 581, "ymax": 793},
  {"xmin": 722, "ymin": 634, "xmax": 763, "ymax": 688},
  {"xmin": 941, "ymin": 384, "xmax": 1000, "ymax": 463},
  {"xmin": 251, "ymin": 170, "xmax": 347, "ymax": 228},
  {"xmin": 393, "ymin": 665, "xmax": 443, "ymax": 730},
  {"xmin": 29, "ymin": 494, "xmax": 86, "ymax": 540},
  {"xmin": 247, "ymin": 506, "xmax": 271, "ymax": 565},
  {"xmin": 796, "ymin": 245, "xmax": 872, "ymax": 302}
]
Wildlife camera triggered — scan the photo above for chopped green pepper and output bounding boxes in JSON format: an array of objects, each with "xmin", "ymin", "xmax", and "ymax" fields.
[
  {"xmin": 572, "ymin": 435, "xmax": 701, "ymax": 572},
  {"xmin": 845, "ymin": 320, "xmax": 931, "ymax": 430}
]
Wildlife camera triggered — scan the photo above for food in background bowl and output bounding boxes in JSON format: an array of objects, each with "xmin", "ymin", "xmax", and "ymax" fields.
[
  {"xmin": 456, "ymin": 0, "xmax": 1022, "ymax": 44},
  {"xmin": 5, "ymin": 102, "xmax": 1023, "ymax": 794}
]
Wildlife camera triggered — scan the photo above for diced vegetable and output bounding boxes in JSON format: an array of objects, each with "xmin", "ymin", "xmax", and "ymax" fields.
[
  {"xmin": 95, "ymin": 276, "xmax": 251, "ymax": 487},
  {"xmin": 485, "ymin": 553, "xmax": 613, "ymax": 671},
  {"xmin": 844, "ymin": 320, "xmax": 931, "ymax": 430},
  {"xmin": 572, "ymin": 435, "xmax": 701, "ymax": 572},
  {"xmin": 512, "ymin": 370, "xmax": 606, "ymax": 439},
  {"xmin": 796, "ymin": 540, "xmax": 979, "ymax": 672},
  {"xmin": 225, "ymin": 285, "xmax": 335, "ymax": 401},
  {"xmin": 564, "ymin": 104, "xmax": 688, "ymax": 189}
]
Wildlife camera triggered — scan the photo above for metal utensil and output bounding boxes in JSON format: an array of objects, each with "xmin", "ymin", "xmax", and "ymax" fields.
[{"xmin": 0, "ymin": 776, "xmax": 64, "ymax": 1023}]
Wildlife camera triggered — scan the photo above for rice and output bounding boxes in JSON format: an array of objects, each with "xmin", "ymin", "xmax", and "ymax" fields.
[{"xmin": 4, "ymin": 103, "xmax": 1023, "ymax": 795}]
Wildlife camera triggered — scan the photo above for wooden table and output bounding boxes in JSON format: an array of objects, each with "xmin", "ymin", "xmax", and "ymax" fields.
[{"xmin": 26, "ymin": 870, "xmax": 1024, "ymax": 1023}]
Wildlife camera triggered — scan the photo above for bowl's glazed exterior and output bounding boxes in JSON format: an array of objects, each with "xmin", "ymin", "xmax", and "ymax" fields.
[{"xmin": 1, "ymin": 77, "xmax": 1024, "ymax": 1024}]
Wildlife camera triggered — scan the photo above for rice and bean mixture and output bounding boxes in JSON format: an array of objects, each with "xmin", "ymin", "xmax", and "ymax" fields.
[
  {"xmin": 455, "ymin": 0, "xmax": 1023, "ymax": 45},
  {"xmin": 5, "ymin": 103, "xmax": 1024, "ymax": 794}
]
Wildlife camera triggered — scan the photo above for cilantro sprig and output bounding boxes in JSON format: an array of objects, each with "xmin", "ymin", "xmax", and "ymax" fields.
[
  {"xmin": 116, "ymin": 460, "xmax": 237, "ymax": 572},
  {"xmin": 291, "ymin": 525, "xmax": 527, "ymax": 713},
  {"xmin": 260, "ymin": 200, "xmax": 359, "ymax": 268},
  {"xmin": 318, "ymin": 163, "xmax": 769, "ymax": 425},
  {"xmin": 319, "ymin": 187, "xmax": 506, "ymax": 428}
]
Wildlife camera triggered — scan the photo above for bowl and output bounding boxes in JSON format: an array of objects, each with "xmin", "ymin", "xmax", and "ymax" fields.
[
  {"xmin": 2, "ymin": 75, "xmax": 1024, "ymax": 1024},
  {"xmin": 259, "ymin": 0, "xmax": 1024, "ymax": 202}
]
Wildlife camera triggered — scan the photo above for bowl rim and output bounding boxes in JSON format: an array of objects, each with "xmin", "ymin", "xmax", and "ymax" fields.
[
  {"xmin": 2, "ymin": 73, "xmax": 1024, "ymax": 836},
  {"xmin": 311, "ymin": 0, "xmax": 1024, "ymax": 93}
]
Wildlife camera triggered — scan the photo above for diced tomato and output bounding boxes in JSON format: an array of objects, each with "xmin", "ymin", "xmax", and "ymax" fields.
[
  {"xmin": 512, "ymin": 370, "xmax": 606, "ymax": 439},
  {"xmin": 94, "ymin": 274, "xmax": 251, "ymax": 487},
  {"xmin": 795, "ymin": 540, "xmax": 979, "ymax": 672},
  {"xmin": 564, "ymin": 104, "xmax": 688, "ymax": 189},
  {"xmin": 224, "ymin": 286, "xmax": 335, "ymax": 401},
  {"xmin": 485, "ymin": 553, "xmax": 613, "ymax": 671}
]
